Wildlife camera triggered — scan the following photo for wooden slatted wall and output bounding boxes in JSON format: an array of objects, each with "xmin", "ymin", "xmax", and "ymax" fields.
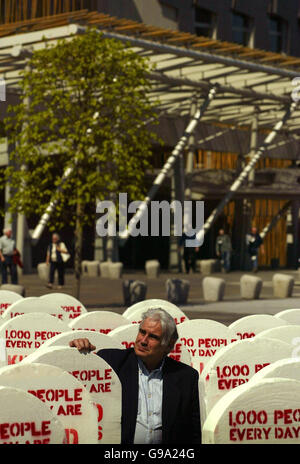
[
  {"xmin": 195, "ymin": 149, "xmax": 289, "ymax": 267},
  {"xmin": 0, "ymin": 0, "xmax": 97, "ymax": 23}
]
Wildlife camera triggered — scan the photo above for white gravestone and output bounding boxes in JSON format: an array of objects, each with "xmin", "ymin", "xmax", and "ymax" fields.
[
  {"xmin": 0, "ymin": 290, "xmax": 23, "ymax": 317},
  {"xmin": 202, "ymin": 378, "xmax": 300, "ymax": 444},
  {"xmin": 255, "ymin": 325, "xmax": 300, "ymax": 349},
  {"xmin": 40, "ymin": 293, "xmax": 88, "ymax": 321},
  {"xmin": 1, "ymin": 297, "xmax": 68, "ymax": 323},
  {"xmin": 124, "ymin": 301, "xmax": 188, "ymax": 326},
  {"xmin": 22, "ymin": 346, "xmax": 122, "ymax": 444},
  {"xmin": 39, "ymin": 330, "xmax": 123, "ymax": 352},
  {"xmin": 0, "ymin": 363, "xmax": 98, "ymax": 444},
  {"xmin": 68, "ymin": 311, "xmax": 129, "ymax": 335},
  {"xmin": 199, "ymin": 337, "xmax": 292, "ymax": 426},
  {"xmin": 274, "ymin": 308, "xmax": 300, "ymax": 325},
  {"xmin": 249, "ymin": 358, "xmax": 300, "ymax": 383},
  {"xmin": 0, "ymin": 385, "xmax": 65, "ymax": 444},
  {"xmin": 177, "ymin": 319, "xmax": 236, "ymax": 375},
  {"xmin": 0, "ymin": 313, "xmax": 69, "ymax": 365},
  {"xmin": 108, "ymin": 324, "xmax": 192, "ymax": 366},
  {"xmin": 229, "ymin": 314, "xmax": 289, "ymax": 340},
  {"xmin": 123, "ymin": 298, "xmax": 186, "ymax": 320}
]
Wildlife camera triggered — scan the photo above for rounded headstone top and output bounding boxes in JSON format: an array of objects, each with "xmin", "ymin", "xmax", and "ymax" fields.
[
  {"xmin": 38, "ymin": 329, "xmax": 123, "ymax": 351},
  {"xmin": 275, "ymin": 309, "xmax": 300, "ymax": 325},
  {"xmin": 255, "ymin": 324, "xmax": 300, "ymax": 346},
  {"xmin": 68, "ymin": 311, "xmax": 129, "ymax": 334},
  {"xmin": 250, "ymin": 358, "xmax": 300, "ymax": 384},
  {"xmin": 229, "ymin": 314, "xmax": 289, "ymax": 340},
  {"xmin": 0, "ymin": 290, "xmax": 23, "ymax": 317},
  {"xmin": 40, "ymin": 293, "xmax": 87, "ymax": 320},
  {"xmin": 1, "ymin": 297, "xmax": 68, "ymax": 322},
  {"xmin": 123, "ymin": 299, "xmax": 184, "ymax": 318}
]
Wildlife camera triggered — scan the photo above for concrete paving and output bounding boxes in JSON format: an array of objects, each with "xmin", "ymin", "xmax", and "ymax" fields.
[{"xmin": 12, "ymin": 268, "xmax": 300, "ymax": 326}]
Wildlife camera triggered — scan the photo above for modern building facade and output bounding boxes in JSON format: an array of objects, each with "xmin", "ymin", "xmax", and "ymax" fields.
[{"xmin": 0, "ymin": 2, "xmax": 300, "ymax": 273}]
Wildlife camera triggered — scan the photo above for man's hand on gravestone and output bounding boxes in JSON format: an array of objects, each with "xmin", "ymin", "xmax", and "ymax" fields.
[{"xmin": 69, "ymin": 338, "xmax": 96, "ymax": 353}]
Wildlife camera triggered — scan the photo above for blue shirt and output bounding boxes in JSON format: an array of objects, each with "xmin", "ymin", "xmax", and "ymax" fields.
[{"xmin": 133, "ymin": 357, "xmax": 165, "ymax": 444}]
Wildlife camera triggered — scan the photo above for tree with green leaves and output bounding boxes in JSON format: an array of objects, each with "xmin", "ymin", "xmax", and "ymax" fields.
[{"xmin": 3, "ymin": 28, "xmax": 159, "ymax": 298}]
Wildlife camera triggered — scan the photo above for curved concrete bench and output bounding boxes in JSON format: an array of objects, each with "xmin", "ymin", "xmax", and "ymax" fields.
[
  {"xmin": 166, "ymin": 278, "xmax": 190, "ymax": 305},
  {"xmin": 240, "ymin": 274, "xmax": 262, "ymax": 299},
  {"xmin": 109, "ymin": 262, "xmax": 123, "ymax": 279},
  {"xmin": 202, "ymin": 276, "xmax": 225, "ymax": 302},
  {"xmin": 85, "ymin": 260, "xmax": 100, "ymax": 277},
  {"xmin": 199, "ymin": 259, "xmax": 219, "ymax": 275},
  {"xmin": 272, "ymin": 273, "xmax": 294, "ymax": 298},
  {"xmin": 145, "ymin": 260, "xmax": 160, "ymax": 278},
  {"xmin": 99, "ymin": 261, "xmax": 110, "ymax": 278},
  {"xmin": 37, "ymin": 262, "xmax": 49, "ymax": 282}
]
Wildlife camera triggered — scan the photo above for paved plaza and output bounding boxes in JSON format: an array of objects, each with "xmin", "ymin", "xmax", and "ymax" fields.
[{"xmin": 16, "ymin": 269, "xmax": 300, "ymax": 326}]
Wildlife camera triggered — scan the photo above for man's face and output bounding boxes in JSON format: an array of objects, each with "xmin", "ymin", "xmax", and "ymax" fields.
[
  {"xmin": 134, "ymin": 318, "xmax": 171, "ymax": 369},
  {"xmin": 5, "ymin": 230, "xmax": 12, "ymax": 238},
  {"xmin": 252, "ymin": 227, "xmax": 257, "ymax": 234},
  {"xmin": 52, "ymin": 235, "xmax": 59, "ymax": 243}
]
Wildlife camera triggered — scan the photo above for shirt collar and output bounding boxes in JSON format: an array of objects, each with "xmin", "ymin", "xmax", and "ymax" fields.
[{"xmin": 137, "ymin": 356, "xmax": 166, "ymax": 376}]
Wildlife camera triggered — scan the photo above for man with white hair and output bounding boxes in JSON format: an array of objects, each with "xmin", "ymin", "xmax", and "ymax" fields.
[
  {"xmin": 0, "ymin": 228, "xmax": 18, "ymax": 284},
  {"xmin": 70, "ymin": 307, "xmax": 201, "ymax": 444}
]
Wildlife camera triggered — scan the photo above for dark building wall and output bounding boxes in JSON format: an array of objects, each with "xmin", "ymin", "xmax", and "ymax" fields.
[{"xmin": 94, "ymin": 0, "xmax": 300, "ymax": 57}]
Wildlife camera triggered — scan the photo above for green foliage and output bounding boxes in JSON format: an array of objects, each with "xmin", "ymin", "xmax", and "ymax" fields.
[{"xmin": 2, "ymin": 28, "xmax": 160, "ymax": 229}]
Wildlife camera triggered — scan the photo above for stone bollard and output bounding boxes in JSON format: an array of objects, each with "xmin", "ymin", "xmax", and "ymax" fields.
[
  {"xmin": 166, "ymin": 279, "xmax": 190, "ymax": 305},
  {"xmin": 202, "ymin": 276, "xmax": 225, "ymax": 302},
  {"xmin": 109, "ymin": 262, "xmax": 123, "ymax": 279},
  {"xmin": 86, "ymin": 261, "xmax": 100, "ymax": 277},
  {"xmin": 272, "ymin": 273, "xmax": 294, "ymax": 298},
  {"xmin": 199, "ymin": 259, "xmax": 218, "ymax": 275},
  {"xmin": 37, "ymin": 262, "xmax": 49, "ymax": 282},
  {"xmin": 99, "ymin": 261, "xmax": 110, "ymax": 278},
  {"xmin": 145, "ymin": 260, "xmax": 160, "ymax": 278},
  {"xmin": 123, "ymin": 280, "xmax": 147, "ymax": 306},
  {"xmin": 240, "ymin": 274, "xmax": 262, "ymax": 299},
  {"xmin": 0, "ymin": 284, "xmax": 25, "ymax": 297}
]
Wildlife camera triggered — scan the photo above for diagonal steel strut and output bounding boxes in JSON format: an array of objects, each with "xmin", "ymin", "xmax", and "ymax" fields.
[
  {"xmin": 196, "ymin": 100, "xmax": 298, "ymax": 245},
  {"xmin": 119, "ymin": 85, "xmax": 219, "ymax": 241}
]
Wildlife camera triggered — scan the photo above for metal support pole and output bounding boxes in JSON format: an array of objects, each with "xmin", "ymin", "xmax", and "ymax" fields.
[
  {"xmin": 248, "ymin": 113, "xmax": 259, "ymax": 188},
  {"xmin": 119, "ymin": 86, "xmax": 218, "ymax": 243},
  {"xmin": 196, "ymin": 101, "xmax": 298, "ymax": 245},
  {"xmin": 31, "ymin": 166, "xmax": 73, "ymax": 244}
]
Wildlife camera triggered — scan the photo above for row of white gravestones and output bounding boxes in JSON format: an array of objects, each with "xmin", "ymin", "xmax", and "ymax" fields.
[
  {"xmin": 202, "ymin": 321, "xmax": 300, "ymax": 444},
  {"xmin": 0, "ymin": 296, "xmax": 299, "ymax": 444},
  {"xmin": 0, "ymin": 291, "xmax": 87, "ymax": 322}
]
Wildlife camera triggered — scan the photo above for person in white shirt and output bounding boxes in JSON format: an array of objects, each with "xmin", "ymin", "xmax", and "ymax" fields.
[
  {"xmin": 0, "ymin": 228, "xmax": 18, "ymax": 284},
  {"xmin": 45, "ymin": 233, "xmax": 69, "ymax": 289}
]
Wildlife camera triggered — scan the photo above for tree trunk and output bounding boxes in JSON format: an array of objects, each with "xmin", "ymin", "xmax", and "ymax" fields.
[{"xmin": 73, "ymin": 200, "xmax": 83, "ymax": 300}]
